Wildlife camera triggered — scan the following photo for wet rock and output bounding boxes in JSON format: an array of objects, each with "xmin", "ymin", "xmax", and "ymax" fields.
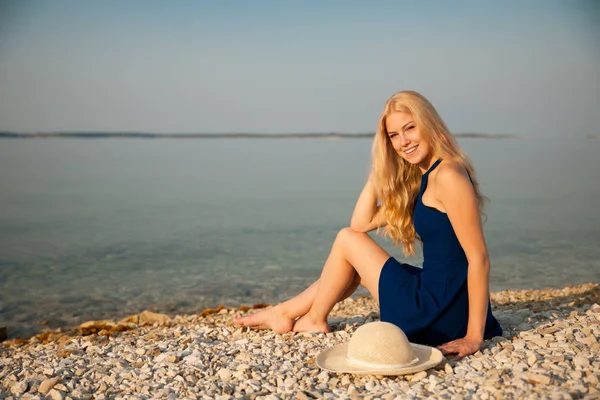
[{"xmin": 119, "ymin": 310, "xmax": 171, "ymax": 325}]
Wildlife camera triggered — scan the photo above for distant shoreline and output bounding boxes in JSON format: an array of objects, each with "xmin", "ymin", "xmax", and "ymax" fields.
[{"xmin": 0, "ymin": 132, "xmax": 520, "ymax": 140}]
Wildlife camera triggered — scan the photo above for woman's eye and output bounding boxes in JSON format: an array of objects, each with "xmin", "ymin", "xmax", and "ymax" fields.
[
  {"xmin": 389, "ymin": 133, "xmax": 397, "ymax": 138},
  {"xmin": 407, "ymin": 126, "xmax": 414, "ymax": 130}
]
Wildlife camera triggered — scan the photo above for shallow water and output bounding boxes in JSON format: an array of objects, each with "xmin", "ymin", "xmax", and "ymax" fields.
[{"xmin": 1, "ymin": 137, "xmax": 599, "ymax": 338}]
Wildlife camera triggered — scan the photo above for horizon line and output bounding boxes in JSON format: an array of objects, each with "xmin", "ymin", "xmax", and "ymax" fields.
[{"xmin": 0, "ymin": 131, "xmax": 522, "ymax": 139}]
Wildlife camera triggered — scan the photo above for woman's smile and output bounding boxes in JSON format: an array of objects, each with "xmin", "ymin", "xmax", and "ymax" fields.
[{"xmin": 403, "ymin": 145, "xmax": 419, "ymax": 156}]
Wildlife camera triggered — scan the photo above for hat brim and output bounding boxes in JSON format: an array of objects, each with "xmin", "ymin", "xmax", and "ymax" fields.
[{"xmin": 316, "ymin": 342, "xmax": 443, "ymax": 376}]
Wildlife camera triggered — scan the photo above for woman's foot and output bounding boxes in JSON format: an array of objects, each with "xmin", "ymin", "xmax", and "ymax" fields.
[
  {"xmin": 233, "ymin": 307, "xmax": 294, "ymax": 334},
  {"xmin": 292, "ymin": 314, "xmax": 330, "ymax": 333}
]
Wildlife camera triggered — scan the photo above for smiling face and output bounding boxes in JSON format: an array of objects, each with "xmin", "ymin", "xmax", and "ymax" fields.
[{"xmin": 385, "ymin": 111, "xmax": 435, "ymax": 172}]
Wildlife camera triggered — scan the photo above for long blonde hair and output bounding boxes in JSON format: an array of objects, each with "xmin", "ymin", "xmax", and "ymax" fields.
[{"xmin": 370, "ymin": 90, "xmax": 486, "ymax": 256}]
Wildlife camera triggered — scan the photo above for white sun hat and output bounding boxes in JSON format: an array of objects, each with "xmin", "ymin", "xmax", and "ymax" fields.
[{"xmin": 316, "ymin": 321, "xmax": 443, "ymax": 375}]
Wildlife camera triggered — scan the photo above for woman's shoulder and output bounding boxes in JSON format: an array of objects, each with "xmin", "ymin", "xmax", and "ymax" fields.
[{"xmin": 432, "ymin": 159, "xmax": 470, "ymax": 185}]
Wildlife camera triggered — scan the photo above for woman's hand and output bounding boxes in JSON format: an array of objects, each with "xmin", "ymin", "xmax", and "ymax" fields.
[{"xmin": 436, "ymin": 336, "xmax": 483, "ymax": 361}]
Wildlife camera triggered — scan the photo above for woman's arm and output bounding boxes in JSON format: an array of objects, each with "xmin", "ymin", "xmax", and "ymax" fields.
[
  {"xmin": 350, "ymin": 178, "xmax": 387, "ymax": 233},
  {"xmin": 434, "ymin": 162, "xmax": 489, "ymax": 358}
]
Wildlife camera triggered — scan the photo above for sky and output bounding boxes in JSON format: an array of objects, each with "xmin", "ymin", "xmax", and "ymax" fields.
[{"xmin": 0, "ymin": 0, "xmax": 598, "ymax": 137}]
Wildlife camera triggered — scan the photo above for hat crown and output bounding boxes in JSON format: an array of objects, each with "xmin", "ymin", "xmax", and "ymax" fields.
[{"xmin": 347, "ymin": 322, "xmax": 417, "ymax": 368}]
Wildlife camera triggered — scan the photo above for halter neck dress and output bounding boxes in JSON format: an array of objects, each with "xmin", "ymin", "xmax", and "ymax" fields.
[{"xmin": 378, "ymin": 159, "xmax": 502, "ymax": 346}]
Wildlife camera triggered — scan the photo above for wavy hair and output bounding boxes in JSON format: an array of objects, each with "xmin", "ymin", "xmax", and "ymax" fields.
[{"xmin": 370, "ymin": 90, "xmax": 486, "ymax": 256}]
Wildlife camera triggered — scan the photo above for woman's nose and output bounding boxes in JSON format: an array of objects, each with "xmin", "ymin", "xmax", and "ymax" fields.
[{"xmin": 399, "ymin": 133, "xmax": 409, "ymax": 146}]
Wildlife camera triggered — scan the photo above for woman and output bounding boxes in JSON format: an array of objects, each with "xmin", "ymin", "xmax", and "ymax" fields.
[{"xmin": 234, "ymin": 90, "xmax": 502, "ymax": 359}]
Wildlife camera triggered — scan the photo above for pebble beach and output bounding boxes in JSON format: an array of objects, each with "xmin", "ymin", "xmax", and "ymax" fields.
[{"xmin": 1, "ymin": 283, "xmax": 599, "ymax": 399}]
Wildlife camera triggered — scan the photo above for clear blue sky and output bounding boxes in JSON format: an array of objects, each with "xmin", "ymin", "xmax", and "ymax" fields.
[{"xmin": 0, "ymin": 0, "xmax": 598, "ymax": 136}]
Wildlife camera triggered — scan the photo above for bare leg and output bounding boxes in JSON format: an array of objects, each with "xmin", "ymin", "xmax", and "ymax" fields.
[
  {"xmin": 233, "ymin": 272, "xmax": 361, "ymax": 333},
  {"xmin": 293, "ymin": 227, "xmax": 390, "ymax": 333},
  {"xmin": 234, "ymin": 227, "xmax": 388, "ymax": 334},
  {"xmin": 278, "ymin": 271, "xmax": 361, "ymax": 318},
  {"xmin": 232, "ymin": 282, "xmax": 317, "ymax": 333}
]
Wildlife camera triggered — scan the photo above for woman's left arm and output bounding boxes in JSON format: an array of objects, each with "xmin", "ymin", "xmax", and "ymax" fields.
[{"xmin": 434, "ymin": 162, "xmax": 489, "ymax": 360}]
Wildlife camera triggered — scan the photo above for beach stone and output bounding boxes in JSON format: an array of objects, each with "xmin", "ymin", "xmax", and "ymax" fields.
[
  {"xmin": 47, "ymin": 389, "xmax": 65, "ymax": 400},
  {"xmin": 539, "ymin": 326, "xmax": 560, "ymax": 335},
  {"xmin": 232, "ymin": 327, "xmax": 245, "ymax": 338},
  {"xmin": 527, "ymin": 354, "xmax": 539, "ymax": 367},
  {"xmin": 39, "ymin": 376, "xmax": 61, "ymax": 395},
  {"xmin": 295, "ymin": 392, "xmax": 311, "ymax": 400},
  {"xmin": 515, "ymin": 308, "xmax": 531, "ymax": 317},
  {"xmin": 317, "ymin": 371, "xmax": 329, "ymax": 382},
  {"xmin": 547, "ymin": 355, "xmax": 565, "ymax": 363},
  {"xmin": 411, "ymin": 371, "xmax": 427, "ymax": 382},
  {"xmin": 444, "ymin": 363, "xmax": 453, "ymax": 375},
  {"xmin": 496, "ymin": 313, "xmax": 522, "ymax": 326},
  {"xmin": 120, "ymin": 310, "xmax": 171, "ymax": 324},
  {"xmin": 586, "ymin": 373, "xmax": 599, "ymax": 385},
  {"xmin": 573, "ymin": 357, "xmax": 590, "ymax": 369},
  {"xmin": 530, "ymin": 338, "xmax": 549, "ymax": 347},
  {"xmin": 471, "ymin": 360, "xmax": 484, "ymax": 371},
  {"xmin": 526, "ymin": 372, "xmax": 551, "ymax": 385},
  {"xmin": 512, "ymin": 340, "xmax": 526, "ymax": 350},
  {"xmin": 54, "ymin": 384, "xmax": 67, "ymax": 392},
  {"xmin": 501, "ymin": 343, "xmax": 514, "ymax": 350},
  {"xmin": 0, "ymin": 326, "xmax": 7, "ymax": 341},
  {"xmin": 516, "ymin": 322, "xmax": 533, "ymax": 331},
  {"xmin": 154, "ymin": 352, "xmax": 179, "ymax": 363},
  {"xmin": 284, "ymin": 377, "xmax": 298, "ymax": 389},
  {"xmin": 578, "ymin": 335, "xmax": 597, "ymax": 346},
  {"xmin": 427, "ymin": 381, "xmax": 437, "ymax": 392},
  {"xmin": 569, "ymin": 370, "xmax": 583, "ymax": 380},
  {"xmin": 11, "ymin": 380, "xmax": 28, "ymax": 395}
]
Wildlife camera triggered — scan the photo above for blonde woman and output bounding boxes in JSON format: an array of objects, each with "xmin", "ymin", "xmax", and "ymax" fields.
[{"xmin": 234, "ymin": 91, "xmax": 502, "ymax": 359}]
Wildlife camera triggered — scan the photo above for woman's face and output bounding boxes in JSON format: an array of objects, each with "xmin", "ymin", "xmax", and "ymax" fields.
[{"xmin": 385, "ymin": 111, "xmax": 434, "ymax": 171}]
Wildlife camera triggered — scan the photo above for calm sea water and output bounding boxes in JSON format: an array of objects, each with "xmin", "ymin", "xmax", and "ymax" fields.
[{"xmin": 1, "ymin": 137, "xmax": 599, "ymax": 338}]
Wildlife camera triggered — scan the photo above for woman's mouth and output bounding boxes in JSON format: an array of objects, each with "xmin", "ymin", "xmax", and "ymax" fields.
[{"xmin": 404, "ymin": 145, "xmax": 418, "ymax": 155}]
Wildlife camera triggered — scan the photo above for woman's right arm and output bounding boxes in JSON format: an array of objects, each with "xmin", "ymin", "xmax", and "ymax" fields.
[{"xmin": 350, "ymin": 179, "xmax": 387, "ymax": 233}]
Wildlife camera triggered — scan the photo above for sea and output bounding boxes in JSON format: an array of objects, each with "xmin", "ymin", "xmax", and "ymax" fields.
[{"xmin": 1, "ymin": 137, "xmax": 599, "ymax": 338}]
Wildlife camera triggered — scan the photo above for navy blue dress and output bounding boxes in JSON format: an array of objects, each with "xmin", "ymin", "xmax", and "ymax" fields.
[{"xmin": 378, "ymin": 159, "xmax": 502, "ymax": 346}]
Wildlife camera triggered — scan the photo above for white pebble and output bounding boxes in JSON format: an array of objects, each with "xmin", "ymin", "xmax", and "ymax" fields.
[
  {"xmin": 284, "ymin": 377, "xmax": 297, "ymax": 389},
  {"xmin": 218, "ymin": 368, "xmax": 232, "ymax": 381}
]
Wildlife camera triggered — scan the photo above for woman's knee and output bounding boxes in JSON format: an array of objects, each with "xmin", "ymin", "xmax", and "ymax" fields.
[
  {"xmin": 336, "ymin": 226, "xmax": 355, "ymax": 242},
  {"xmin": 335, "ymin": 226, "xmax": 366, "ymax": 249}
]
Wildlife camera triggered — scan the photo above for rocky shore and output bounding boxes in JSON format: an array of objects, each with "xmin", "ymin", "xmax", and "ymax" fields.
[{"xmin": 1, "ymin": 283, "xmax": 599, "ymax": 399}]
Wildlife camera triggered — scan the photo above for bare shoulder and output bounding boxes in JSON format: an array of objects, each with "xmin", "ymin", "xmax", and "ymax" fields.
[
  {"xmin": 433, "ymin": 159, "xmax": 471, "ymax": 188},
  {"xmin": 431, "ymin": 160, "xmax": 475, "ymax": 207}
]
